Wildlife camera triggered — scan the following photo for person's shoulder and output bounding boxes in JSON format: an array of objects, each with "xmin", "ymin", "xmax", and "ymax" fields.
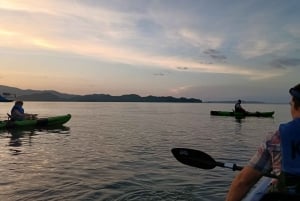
[
  {"xmin": 265, "ymin": 130, "xmax": 280, "ymax": 144},
  {"xmin": 279, "ymin": 119, "xmax": 300, "ymax": 131}
]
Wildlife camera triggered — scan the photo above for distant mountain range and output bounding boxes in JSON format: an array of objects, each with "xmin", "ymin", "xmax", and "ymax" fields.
[{"xmin": 0, "ymin": 85, "xmax": 202, "ymax": 103}]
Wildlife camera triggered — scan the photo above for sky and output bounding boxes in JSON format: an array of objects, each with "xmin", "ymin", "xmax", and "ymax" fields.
[{"xmin": 0, "ymin": 0, "xmax": 300, "ymax": 103}]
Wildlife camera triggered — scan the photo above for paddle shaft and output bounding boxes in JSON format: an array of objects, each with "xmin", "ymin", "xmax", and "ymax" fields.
[{"xmin": 217, "ymin": 162, "xmax": 243, "ymax": 171}]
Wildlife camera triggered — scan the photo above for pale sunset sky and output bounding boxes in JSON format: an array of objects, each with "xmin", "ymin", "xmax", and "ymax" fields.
[{"xmin": 1, "ymin": 0, "xmax": 299, "ymax": 102}]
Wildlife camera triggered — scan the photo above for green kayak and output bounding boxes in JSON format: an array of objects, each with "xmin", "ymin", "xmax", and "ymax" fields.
[
  {"xmin": 0, "ymin": 114, "xmax": 71, "ymax": 129},
  {"xmin": 210, "ymin": 110, "xmax": 274, "ymax": 118}
]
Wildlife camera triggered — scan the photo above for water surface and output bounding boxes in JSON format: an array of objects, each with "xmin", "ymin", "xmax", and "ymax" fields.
[{"xmin": 0, "ymin": 102, "xmax": 290, "ymax": 200}]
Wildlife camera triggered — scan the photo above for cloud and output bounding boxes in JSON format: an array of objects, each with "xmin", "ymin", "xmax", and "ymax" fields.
[
  {"xmin": 170, "ymin": 85, "xmax": 193, "ymax": 95},
  {"xmin": 0, "ymin": 0, "xmax": 295, "ymax": 82},
  {"xmin": 178, "ymin": 29, "xmax": 223, "ymax": 49},
  {"xmin": 0, "ymin": 20, "xmax": 283, "ymax": 80},
  {"xmin": 237, "ymin": 39, "xmax": 289, "ymax": 59},
  {"xmin": 203, "ymin": 49, "xmax": 227, "ymax": 63},
  {"xmin": 153, "ymin": 72, "xmax": 165, "ymax": 76},
  {"xmin": 203, "ymin": 49, "xmax": 219, "ymax": 54},
  {"xmin": 286, "ymin": 25, "xmax": 300, "ymax": 39},
  {"xmin": 177, "ymin": 67, "xmax": 189, "ymax": 70},
  {"xmin": 270, "ymin": 58, "xmax": 300, "ymax": 69},
  {"xmin": 210, "ymin": 54, "xmax": 227, "ymax": 62}
]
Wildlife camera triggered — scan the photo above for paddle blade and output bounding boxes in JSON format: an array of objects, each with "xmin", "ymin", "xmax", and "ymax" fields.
[{"xmin": 171, "ymin": 148, "xmax": 216, "ymax": 169}]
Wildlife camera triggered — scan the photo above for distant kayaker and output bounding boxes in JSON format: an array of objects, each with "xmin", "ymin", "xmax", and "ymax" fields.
[
  {"xmin": 10, "ymin": 100, "xmax": 37, "ymax": 121},
  {"xmin": 226, "ymin": 83, "xmax": 300, "ymax": 201},
  {"xmin": 234, "ymin": 99, "xmax": 247, "ymax": 114}
]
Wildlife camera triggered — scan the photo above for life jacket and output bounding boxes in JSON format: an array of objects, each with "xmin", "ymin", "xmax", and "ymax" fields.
[
  {"xmin": 11, "ymin": 105, "xmax": 24, "ymax": 114},
  {"xmin": 278, "ymin": 118, "xmax": 300, "ymax": 193},
  {"xmin": 10, "ymin": 105, "xmax": 25, "ymax": 121}
]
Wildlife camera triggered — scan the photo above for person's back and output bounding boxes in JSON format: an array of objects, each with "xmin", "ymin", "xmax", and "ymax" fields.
[
  {"xmin": 277, "ymin": 87, "xmax": 300, "ymax": 193},
  {"xmin": 234, "ymin": 99, "xmax": 246, "ymax": 113}
]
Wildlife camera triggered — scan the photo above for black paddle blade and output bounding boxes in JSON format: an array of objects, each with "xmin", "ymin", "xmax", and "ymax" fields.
[{"xmin": 171, "ymin": 148, "xmax": 216, "ymax": 169}]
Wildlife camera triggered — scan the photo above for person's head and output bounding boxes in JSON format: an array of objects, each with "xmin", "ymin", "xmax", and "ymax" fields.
[
  {"xmin": 289, "ymin": 83, "xmax": 300, "ymax": 117},
  {"xmin": 15, "ymin": 100, "xmax": 23, "ymax": 106},
  {"xmin": 237, "ymin": 99, "xmax": 241, "ymax": 104}
]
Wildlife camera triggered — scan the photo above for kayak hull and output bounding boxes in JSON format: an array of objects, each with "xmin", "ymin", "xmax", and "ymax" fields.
[
  {"xmin": 210, "ymin": 111, "xmax": 274, "ymax": 118},
  {"xmin": 243, "ymin": 177, "xmax": 300, "ymax": 201},
  {"xmin": 0, "ymin": 114, "xmax": 71, "ymax": 129},
  {"xmin": 243, "ymin": 177, "xmax": 272, "ymax": 201}
]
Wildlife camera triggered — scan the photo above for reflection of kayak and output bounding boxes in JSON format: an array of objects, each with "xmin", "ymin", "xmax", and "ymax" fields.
[
  {"xmin": 210, "ymin": 111, "xmax": 274, "ymax": 118},
  {"xmin": 0, "ymin": 114, "xmax": 71, "ymax": 129}
]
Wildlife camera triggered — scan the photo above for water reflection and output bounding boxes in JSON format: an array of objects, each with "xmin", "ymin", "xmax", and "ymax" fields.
[
  {"xmin": 6, "ymin": 126, "xmax": 70, "ymax": 155},
  {"xmin": 235, "ymin": 117, "xmax": 244, "ymax": 123},
  {"xmin": 9, "ymin": 130, "xmax": 24, "ymax": 147}
]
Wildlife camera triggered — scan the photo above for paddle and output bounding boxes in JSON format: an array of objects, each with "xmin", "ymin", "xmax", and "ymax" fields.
[
  {"xmin": 171, "ymin": 148, "xmax": 242, "ymax": 171},
  {"xmin": 171, "ymin": 148, "xmax": 277, "ymax": 178}
]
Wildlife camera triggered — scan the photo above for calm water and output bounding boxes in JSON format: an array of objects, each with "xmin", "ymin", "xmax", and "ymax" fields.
[{"xmin": 0, "ymin": 102, "xmax": 291, "ymax": 201}]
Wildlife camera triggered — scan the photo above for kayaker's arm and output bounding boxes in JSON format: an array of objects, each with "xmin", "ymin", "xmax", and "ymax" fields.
[
  {"xmin": 25, "ymin": 113, "xmax": 38, "ymax": 120},
  {"xmin": 225, "ymin": 166, "xmax": 263, "ymax": 201}
]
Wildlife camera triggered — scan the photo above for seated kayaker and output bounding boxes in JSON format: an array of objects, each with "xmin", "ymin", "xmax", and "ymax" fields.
[
  {"xmin": 234, "ymin": 99, "xmax": 247, "ymax": 114},
  {"xmin": 226, "ymin": 83, "xmax": 300, "ymax": 201},
  {"xmin": 10, "ymin": 100, "xmax": 37, "ymax": 121}
]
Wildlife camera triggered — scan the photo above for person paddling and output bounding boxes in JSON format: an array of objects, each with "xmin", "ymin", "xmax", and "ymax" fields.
[
  {"xmin": 10, "ymin": 100, "xmax": 37, "ymax": 121},
  {"xmin": 226, "ymin": 83, "xmax": 300, "ymax": 201},
  {"xmin": 234, "ymin": 99, "xmax": 247, "ymax": 114}
]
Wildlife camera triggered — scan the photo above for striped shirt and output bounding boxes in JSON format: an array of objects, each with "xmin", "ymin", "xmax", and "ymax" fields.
[{"xmin": 248, "ymin": 130, "xmax": 281, "ymax": 176}]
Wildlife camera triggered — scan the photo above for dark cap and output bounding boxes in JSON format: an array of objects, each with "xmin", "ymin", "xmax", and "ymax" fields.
[
  {"xmin": 15, "ymin": 100, "xmax": 23, "ymax": 105},
  {"xmin": 289, "ymin": 87, "xmax": 300, "ymax": 100}
]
